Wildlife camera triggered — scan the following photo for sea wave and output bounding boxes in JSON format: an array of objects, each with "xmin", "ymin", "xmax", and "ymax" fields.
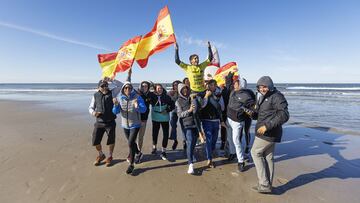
[{"xmin": 286, "ymin": 86, "xmax": 360, "ymax": 90}]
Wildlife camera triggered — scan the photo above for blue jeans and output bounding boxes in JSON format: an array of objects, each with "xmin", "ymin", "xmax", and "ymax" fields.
[
  {"xmin": 169, "ymin": 111, "xmax": 186, "ymax": 141},
  {"xmin": 185, "ymin": 128, "xmax": 198, "ymax": 164},
  {"xmin": 202, "ymin": 120, "xmax": 220, "ymax": 160}
]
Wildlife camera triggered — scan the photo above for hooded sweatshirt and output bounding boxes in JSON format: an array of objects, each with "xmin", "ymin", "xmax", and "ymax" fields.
[
  {"xmin": 175, "ymin": 84, "xmax": 197, "ymax": 128},
  {"xmin": 112, "ymin": 82, "xmax": 147, "ymax": 129},
  {"xmin": 253, "ymin": 76, "xmax": 289, "ymax": 142}
]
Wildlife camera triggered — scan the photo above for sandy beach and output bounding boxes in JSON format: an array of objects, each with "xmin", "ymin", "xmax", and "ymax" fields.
[{"xmin": 0, "ymin": 100, "xmax": 359, "ymax": 203}]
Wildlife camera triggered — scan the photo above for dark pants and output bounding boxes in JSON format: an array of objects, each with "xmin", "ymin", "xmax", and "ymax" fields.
[
  {"xmin": 152, "ymin": 121, "xmax": 169, "ymax": 149},
  {"xmin": 185, "ymin": 128, "xmax": 199, "ymax": 164},
  {"xmin": 92, "ymin": 121, "xmax": 116, "ymax": 146},
  {"xmin": 124, "ymin": 128, "xmax": 140, "ymax": 165},
  {"xmin": 221, "ymin": 126, "xmax": 227, "ymax": 143},
  {"xmin": 169, "ymin": 111, "xmax": 186, "ymax": 141},
  {"xmin": 240, "ymin": 117, "xmax": 252, "ymax": 149}
]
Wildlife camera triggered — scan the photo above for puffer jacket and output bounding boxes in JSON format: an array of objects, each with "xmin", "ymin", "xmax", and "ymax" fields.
[
  {"xmin": 175, "ymin": 84, "xmax": 197, "ymax": 128},
  {"xmin": 253, "ymin": 76, "xmax": 289, "ymax": 142},
  {"xmin": 112, "ymin": 82, "xmax": 147, "ymax": 129}
]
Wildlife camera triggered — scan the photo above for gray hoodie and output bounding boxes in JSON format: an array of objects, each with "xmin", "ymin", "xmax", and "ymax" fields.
[
  {"xmin": 256, "ymin": 76, "xmax": 274, "ymax": 91},
  {"xmin": 175, "ymin": 84, "xmax": 197, "ymax": 128}
]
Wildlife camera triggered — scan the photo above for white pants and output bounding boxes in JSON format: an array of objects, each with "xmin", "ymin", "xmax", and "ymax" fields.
[{"xmin": 227, "ymin": 118, "xmax": 245, "ymax": 163}]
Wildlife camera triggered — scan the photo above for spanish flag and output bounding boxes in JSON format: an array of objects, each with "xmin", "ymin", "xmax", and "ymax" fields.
[
  {"xmin": 98, "ymin": 36, "xmax": 141, "ymax": 78},
  {"xmin": 135, "ymin": 6, "xmax": 176, "ymax": 68},
  {"xmin": 214, "ymin": 62, "xmax": 239, "ymax": 86}
]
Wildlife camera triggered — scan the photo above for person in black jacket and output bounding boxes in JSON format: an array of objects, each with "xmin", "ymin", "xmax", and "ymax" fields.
[
  {"xmin": 227, "ymin": 77, "xmax": 255, "ymax": 172},
  {"xmin": 250, "ymin": 76, "xmax": 289, "ymax": 194}
]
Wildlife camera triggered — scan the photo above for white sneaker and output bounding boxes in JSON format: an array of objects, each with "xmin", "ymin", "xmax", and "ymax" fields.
[{"xmin": 187, "ymin": 164, "xmax": 194, "ymax": 174}]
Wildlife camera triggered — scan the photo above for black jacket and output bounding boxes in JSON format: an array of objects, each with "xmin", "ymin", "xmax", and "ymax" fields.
[
  {"xmin": 253, "ymin": 89, "xmax": 289, "ymax": 143},
  {"xmin": 227, "ymin": 89, "xmax": 255, "ymax": 122}
]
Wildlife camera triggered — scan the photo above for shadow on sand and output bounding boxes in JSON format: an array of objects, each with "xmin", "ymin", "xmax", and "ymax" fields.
[{"xmin": 271, "ymin": 126, "xmax": 360, "ymax": 195}]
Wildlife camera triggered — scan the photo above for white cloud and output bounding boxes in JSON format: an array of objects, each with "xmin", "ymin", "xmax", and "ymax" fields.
[
  {"xmin": 179, "ymin": 35, "xmax": 227, "ymax": 49},
  {"xmin": 0, "ymin": 21, "xmax": 111, "ymax": 51}
]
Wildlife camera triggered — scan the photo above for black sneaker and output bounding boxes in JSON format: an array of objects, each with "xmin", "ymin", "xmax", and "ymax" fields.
[
  {"xmin": 172, "ymin": 140, "xmax": 178, "ymax": 150},
  {"xmin": 151, "ymin": 148, "xmax": 157, "ymax": 155},
  {"xmin": 135, "ymin": 152, "xmax": 143, "ymax": 164},
  {"xmin": 160, "ymin": 152, "xmax": 168, "ymax": 160},
  {"xmin": 238, "ymin": 162, "xmax": 245, "ymax": 172},
  {"xmin": 126, "ymin": 165, "xmax": 134, "ymax": 174}
]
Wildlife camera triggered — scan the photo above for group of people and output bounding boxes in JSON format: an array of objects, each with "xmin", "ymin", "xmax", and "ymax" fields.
[{"xmin": 88, "ymin": 41, "xmax": 289, "ymax": 194}]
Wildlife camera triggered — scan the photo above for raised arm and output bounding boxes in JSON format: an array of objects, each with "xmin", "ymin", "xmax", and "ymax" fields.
[
  {"xmin": 126, "ymin": 68, "xmax": 132, "ymax": 83},
  {"xmin": 175, "ymin": 43, "xmax": 181, "ymax": 65},
  {"xmin": 207, "ymin": 41, "xmax": 213, "ymax": 62}
]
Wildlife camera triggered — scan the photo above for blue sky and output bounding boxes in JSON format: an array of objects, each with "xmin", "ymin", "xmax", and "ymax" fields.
[{"xmin": 0, "ymin": 0, "xmax": 359, "ymax": 83}]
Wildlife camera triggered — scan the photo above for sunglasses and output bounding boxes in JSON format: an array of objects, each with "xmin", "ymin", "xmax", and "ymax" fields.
[
  {"xmin": 124, "ymin": 86, "xmax": 132, "ymax": 90},
  {"xmin": 100, "ymin": 84, "xmax": 108, "ymax": 88}
]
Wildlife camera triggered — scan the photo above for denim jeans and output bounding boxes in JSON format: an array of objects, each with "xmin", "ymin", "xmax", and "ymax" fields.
[
  {"xmin": 185, "ymin": 128, "xmax": 198, "ymax": 164},
  {"xmin": 202, "ymin": 120, "xmax": 220, "ymax": 160}
]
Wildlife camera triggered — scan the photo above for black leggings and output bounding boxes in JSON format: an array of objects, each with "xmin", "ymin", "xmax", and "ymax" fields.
[
  {"xmin": 152, "ymin": 121, "xmax": 169, "ymax": 149},
  {"xmin": 124, "ymin": 128, "xmax": 140, "ymax": 165}
]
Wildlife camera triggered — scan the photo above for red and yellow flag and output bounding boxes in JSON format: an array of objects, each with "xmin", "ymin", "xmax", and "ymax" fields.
[
  {"xmin": 214, "ymin": 62, "xmax": 239, "ymax": 86},
  {"xmin": 98, "ymin": 36, "xmax": 141, "ymax": 78},
  {"xmin": 135, "ymin": 6, "xmax": 176, "ymax": 68}
]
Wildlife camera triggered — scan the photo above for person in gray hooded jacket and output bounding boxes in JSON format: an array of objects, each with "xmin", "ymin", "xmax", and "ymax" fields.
[
  {"xmin": 175, "ymin": 83, "xmax": 199, "ymax": 174},
  {"xmin": 250, "ymin": 76, "xmax": 289, "ymax": 194},
  {"xmin": 113, "ymin": 81, "xmax": 147, "ymax": 174}
]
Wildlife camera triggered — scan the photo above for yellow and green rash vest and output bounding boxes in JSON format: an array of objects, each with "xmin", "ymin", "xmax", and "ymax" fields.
[{"xmin": 179, "ymin": 59, "xmax": 211, "ymax": 92}]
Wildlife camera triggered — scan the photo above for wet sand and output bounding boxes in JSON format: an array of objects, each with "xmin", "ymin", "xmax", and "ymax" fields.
[{"xmin": 0, "ymin": 100, "xmax": 359, "ymax": 203}]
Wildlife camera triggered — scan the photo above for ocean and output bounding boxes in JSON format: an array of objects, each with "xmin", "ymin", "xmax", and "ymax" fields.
[{"xmin": 1, "ymin": 83, "xmax": 359, "ymax": 134}]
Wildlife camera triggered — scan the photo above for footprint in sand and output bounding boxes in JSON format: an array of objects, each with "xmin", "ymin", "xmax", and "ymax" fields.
[
  {"xmin": 277, "ymin": 177, "xmax": 289, "ymax": 184},
  {"xmin": 231, "ymin": 172, "xmax": 239, "ymax": 177}
]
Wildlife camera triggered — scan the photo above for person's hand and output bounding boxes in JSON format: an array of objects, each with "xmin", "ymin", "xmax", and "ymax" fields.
[
  {"xmin": 257, "ymin": 125, "xmax": 267, "ymax": 135},
  {"xmin": 134, "ymin": 100, "xmax": 138, "ymax": 109},
  {"xmin": 188, "ymin": 104, "xmax": 195, "ymax": 113},
  {"xmin": 112, "ymin": 98, "xmax": 119, "ymax": 105},
  {"xmin": 93, "ymin": 112, "xmax": 102, "ymax": 117},
  {"xmin": 103, "ymin": 77, "xmax": 111, "ymax": 82},
  {"xmin": 199, "ymin": 131, "xmax": 206, "ymax": 144},
  {"xmin": 205, "ymin": 90, "xmax": 212, "ymax": 98},
  {"xmin": 221, "ymin": 122, "xmax": 226, "ymax": 128},
  {"xmin": 175, "ymin": 43, "xmax": 179, "ymax": 50},
  {"xmin": 225, "ymin": 71, "xmax": 235, "ymax": 81}
]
